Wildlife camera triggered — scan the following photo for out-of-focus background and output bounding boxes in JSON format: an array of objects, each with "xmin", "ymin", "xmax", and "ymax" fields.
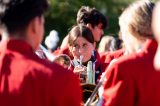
[{"xmin": 44, "ymin": 0, "xmax": 157, "ymax": 47}]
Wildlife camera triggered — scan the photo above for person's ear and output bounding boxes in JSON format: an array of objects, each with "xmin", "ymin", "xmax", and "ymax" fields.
[
  {"xmin": 33, "ymin": 17, "xmax": 41, "ymax": 34},
  {"xmin": 128, "ymin": 24, "xmax": 146, "ymax": 41},
  {"xmin": 29, "ymin": 16, "xmax": 42, "ymax": 34}
]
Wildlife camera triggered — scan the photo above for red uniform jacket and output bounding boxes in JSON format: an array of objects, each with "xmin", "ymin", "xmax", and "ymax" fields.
[
  {"xmin": 103, "ymin": 40, "xmax": 160, "ymax": 106},
  {"xmin": 100, "ymin": 49, "xmax": 124, "ymax": 64},
  {"xmin": 0, "ymin": 40, "xmax": 82, "ymax": 106}
]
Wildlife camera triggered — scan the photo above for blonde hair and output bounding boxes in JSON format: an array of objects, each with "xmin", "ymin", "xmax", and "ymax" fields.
[
  {"xmin": 119, "ymin": 0, "xmax": 154, "ymax": 39},
  {"xmin": 98, "ymin": 35, "xmax": 114, "ymax": 53}
]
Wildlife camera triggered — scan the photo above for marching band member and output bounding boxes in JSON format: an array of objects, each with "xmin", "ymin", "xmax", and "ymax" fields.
[
  {"xmin": 101, "ymin": 0, "xmax": 160, "ymax": 106},
  {"xmin": 152, "ymin": 0, "xmax": 160, "ymax": 70},
  {"xmin": 0, "ymin": 0, "xmax": 82, "ymax": 106},
  {"xmin": 68, "ymin": 25, "xmax": 107, "ymax": 84},
  {"xmin": 53, "ymin": 6, "xmax": 108, "ymax": 63}
]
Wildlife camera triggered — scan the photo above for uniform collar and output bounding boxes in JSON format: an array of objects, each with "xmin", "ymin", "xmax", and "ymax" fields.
[
  {"xmin": 0, "ymin": 39, "xmax": 33, "ymax": 54},
  {"xmin": 142, "ymin": 39, "xmax": 157, "ymax": 54}
]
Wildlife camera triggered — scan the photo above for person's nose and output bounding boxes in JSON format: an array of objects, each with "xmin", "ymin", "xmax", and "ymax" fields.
[{"xmin": 78, "ymin": 47, "xmax": 84, "ymax": 54}]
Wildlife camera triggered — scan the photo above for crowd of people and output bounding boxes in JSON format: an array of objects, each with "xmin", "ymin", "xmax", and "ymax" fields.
[{"xmin": 0, "ymin": 0, "xmax": 160, "ymax": 106}]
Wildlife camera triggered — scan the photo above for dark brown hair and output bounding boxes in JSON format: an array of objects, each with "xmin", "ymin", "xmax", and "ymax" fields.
[
  {"xmin": 68, "ymin": 25, "xmax": 94, "ymax": 46},
  {"xmin": 0, "ymin": 0, "xmax": 49, "ymax": 34},
  {"xmin": 77, "ymin": 6, "xmax": 107, "ymax": 29}
]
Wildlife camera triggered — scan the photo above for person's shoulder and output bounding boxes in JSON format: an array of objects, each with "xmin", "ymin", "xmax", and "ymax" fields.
[
  {"xmin": 106, "ymin": 52, "xmax": 140, "ymax": 74},
  {"xmin": 111, "ymin": 48, "xmax": 124, "ymax": 57},
  {"xmin": 26, "ymin": 57, "xmax": 75, "ymax": 80},
  {"xmin": 104, "ymin": 53, "xmax": 140, "ymax": 84},
  {"xmin": 114, "ymin": 52, "xmax": 141, "ymax": 67},
  {"xmin": 107, "ymin": 49, "xmax": 154, "ymax": 78}
]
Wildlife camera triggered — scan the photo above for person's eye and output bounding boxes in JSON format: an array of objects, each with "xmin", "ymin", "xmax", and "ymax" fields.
[
  {"xmin": 74, "ymin": 44, "xmax": 79, "ymax": 49},
  {"xmin": 83, "ymin": 43, "xmax": 87, "ymax": 48}
]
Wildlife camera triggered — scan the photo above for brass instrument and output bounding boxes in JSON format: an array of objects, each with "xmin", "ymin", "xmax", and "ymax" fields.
[
  {"xmin": 75, "ymin": 55, "xmax": 96, "ymax": 84},
  {"xmin": 36, "ymin": 47, "xmax": 101, "ymax": 105},
  {"xmin": 81, "ymin": 83, "xmax": 99, "ymax": 106},
  {"xmin": 84, "ymin": 67, "xmax": 108, "ymax": 106},
  {"xmin": 39, "ymin": 45, "xmax": 56, "ymax": 61},
  {"xmin": 82, "ymin": 57, "xmax": 110, "ymax": 106},
  {"xmin": 74, "ymin": 55, "xmax": 99, "ymax": 105},
  {"xmin": 35, "ymin": 45, "xmax": 56, "ymax": 61}
]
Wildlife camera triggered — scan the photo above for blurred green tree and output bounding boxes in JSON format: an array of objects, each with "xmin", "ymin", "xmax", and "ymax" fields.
[{"xmin": 44, "ymin": 0, "xmax": 157, "ymax": 46}]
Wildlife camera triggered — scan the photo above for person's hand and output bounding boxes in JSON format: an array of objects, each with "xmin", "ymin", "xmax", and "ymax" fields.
[
  {"xmin": 74, "ymin": 65, "xmax": 87, "ymax": 83},
  {"xmin": 74, "ymin": 65, "xmax": 86, "ymax": 74}
]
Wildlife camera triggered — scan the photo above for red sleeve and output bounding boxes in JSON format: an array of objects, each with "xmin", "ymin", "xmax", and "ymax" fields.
[
  {"xmin": 52, "ymin": 48, "xmax": 61, "ymax": 56},
  {"xmin": 100, "ymin": 49, "xmax": 124, "ymax": 64},
  {"xmin": 100, "ymin": 52, "xmax": 113, "ymax": 64},
  {"xmin": 52, "ymin": 46, "xmax": 73, "ymax": 59},
  {"xmin": 68, "ymin": 63, "xmax": 74, "ymax": 72},
  {"xmin": 102, "ymin": 61, "xmax": 135, "ymax": 106}
]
